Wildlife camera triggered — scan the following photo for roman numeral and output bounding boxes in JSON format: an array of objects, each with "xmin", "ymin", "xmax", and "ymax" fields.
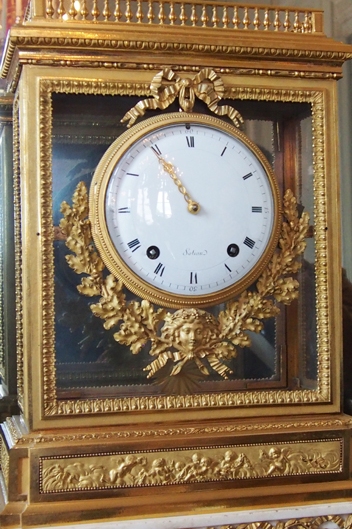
[
  {"xmin": 243, "ymin": 237, "xmax": 255, "ymax": 249},
  {"xmin": 225, "ymin": 263, "xmax": 232, "ymax": 272},
  {"xmin": 154, "ymin": 263, "xmax": 165, "ymax": 276},
  {"xmin": 190, "ymin": 272, "xmax": 198, "ymax": 284},
  {"xmin": 151, "ymin": 144, "xmax": 162, "ymax": 155},
  {"xmin": 186, "ymin": 136, "xmax": 195, "ymax": 148},
  {"xmin": 242, "ymin": 172, "xmax": 253, "ymax": 180},
  {"xmin": 127, "ymin": 238, "xmax": 141, "ymax": 252},
  {"xmin": 118, "ymin": 207, "xmax": 130, "ymax": 213},
  {"xmin": 252, "ymin": 206, "xmax": 262, "ymax": 213}
]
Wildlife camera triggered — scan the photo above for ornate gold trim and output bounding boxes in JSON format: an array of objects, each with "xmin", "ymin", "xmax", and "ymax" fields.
[
  {"xmin": 43, "ymin": 78, "xmax": 324, "ymax": 104},
  {"xmin": 38, "ymin": 78, "xmax": 329, "ymax": 415},
  {"xmin": 39, "ymin": 439, "xmax": 342, "ymax": 492},
  {"xmin": 41, "ymin": 78, "xmax": 149, "ymax": 96},
  {"xmin": 52, "ymin": 134, "xmax": 120, "ymax": 145},
  {"xmin": 311, "ymin": 92, "xmax": 329, "ymax": 398},
  {"xmin": 5, "ymin": 62, "xmax": 346, "ymax": 91},
  {"xmin": 52, "ymin": 388, "xmax": 325, "ymax": 415},
  {"xmin": 0, "ymin": 436, "xmax": 9, "ymax": 491},
  {"xmin": 13, "ymin": 95, "xmax": 24, "ymax": 412},
  {"xmin": 10, "ymin": 417, "xmax": 352, "ymax": 445},
  {"xmin": 4, "ymin": 417, "xmax": 24, "ymax": 444},
  {"xmin": 2, "ymin": 31, "xmax": 352, "ymax": 91},
  {"xmin": 39, "ymin": 80, "xmax": 57, "ymax": 415},
  {"xmin": 4, "ymin": 37, "xmax": 352, "ymax": 65},
  {"xmin": 205, "ymin": 516, "xmax": 352, "ymax": 529}
]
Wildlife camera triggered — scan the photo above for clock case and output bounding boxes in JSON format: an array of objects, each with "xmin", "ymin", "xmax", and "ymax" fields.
[{"xmin": 0, "ymin": 2, "xmax": 352, "ymax": 527}]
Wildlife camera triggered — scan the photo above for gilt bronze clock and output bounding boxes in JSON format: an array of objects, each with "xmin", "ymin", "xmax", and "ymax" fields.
[{"xmin": 0, "ymin": 2, "xmax": 352, "ymax": 527}]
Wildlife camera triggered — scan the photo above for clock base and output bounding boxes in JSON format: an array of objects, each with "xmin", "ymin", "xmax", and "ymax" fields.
[{"xmin": 0, "ymin": 413, "xmax": 351, "ymax": 528}]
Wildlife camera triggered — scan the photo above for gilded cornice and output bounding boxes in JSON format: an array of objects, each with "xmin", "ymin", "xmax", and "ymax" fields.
[
  {"xmin": 1, "ymin": 24, "xmax": 352, "ymax": 91},
  {"xmin": 8, "ymin": 415, "xmax": 352, "ymax": 446}
]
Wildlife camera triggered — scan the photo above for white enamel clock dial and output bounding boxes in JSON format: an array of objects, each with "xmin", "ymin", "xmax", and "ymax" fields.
[{"xmin": 90, "ymin": 113, "xmax": 281, "ymax": 308}]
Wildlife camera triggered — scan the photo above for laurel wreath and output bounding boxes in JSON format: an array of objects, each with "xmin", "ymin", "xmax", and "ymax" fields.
[{"xmin": 59, "ymin": 183, "xmax": 309, "ymax": 381}]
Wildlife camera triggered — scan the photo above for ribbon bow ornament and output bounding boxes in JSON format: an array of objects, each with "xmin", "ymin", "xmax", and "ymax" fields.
[{"xmin": 121, "ymin": 68, "xmax": 244, "ymax": 128}]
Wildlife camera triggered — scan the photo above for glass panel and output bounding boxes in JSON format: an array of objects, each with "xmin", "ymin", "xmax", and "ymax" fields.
[
  {"xmin": 0, "ymin": 120, "xmax": 16, "ymax": 395},
  {"xmin": 52, "ymin": 93, "xmax": 317, "ymax": 398},
  {"xmin": 299, "ymin": 116, "xmax": 317, "ymax": 387}
]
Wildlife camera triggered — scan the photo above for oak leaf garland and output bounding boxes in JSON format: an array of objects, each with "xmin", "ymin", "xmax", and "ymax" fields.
[
  {"xmin": 60, "ymin": 181, "xmax": 104, "ymax": 296},
  {"xmin": 114, "ymin": 300, "xmax": 167, "ymax": 355},
  {"xmin": 60, "ymin": 183, "xmax": 309, "ymax": 381}
]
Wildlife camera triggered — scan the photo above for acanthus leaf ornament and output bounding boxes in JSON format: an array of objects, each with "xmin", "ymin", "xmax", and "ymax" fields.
[
  {"xmin": 120, "ymin": 68, "xmax": 244, "ymax": 128},
  {"xmin": 60, "ymin": 184, "xmax": 309, "ymax": 386}
]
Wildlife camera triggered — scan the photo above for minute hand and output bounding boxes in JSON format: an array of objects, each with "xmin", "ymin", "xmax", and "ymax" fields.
[{"xmin": 155, "ymin": 153, "xmax": 200, "ymax": 215}]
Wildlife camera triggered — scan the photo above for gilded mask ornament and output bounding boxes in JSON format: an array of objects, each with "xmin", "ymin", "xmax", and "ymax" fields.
[
  {"xmin": 60, "ymin": 69, "xmax": 309, "ymax": 390},
  {"xmin": 145, "ymin": 308, "xmax": 236, "ymax": 379}
]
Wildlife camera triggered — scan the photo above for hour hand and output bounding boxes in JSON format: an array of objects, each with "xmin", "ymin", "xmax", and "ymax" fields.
[{"xmin": 153, "ymin": 150, "xmax": 201, "ymax": 215}]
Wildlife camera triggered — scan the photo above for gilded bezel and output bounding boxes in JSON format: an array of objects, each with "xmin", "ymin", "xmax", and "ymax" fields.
[{"xmin": 89, "ymin": 112, "xmax": 281, "ymax": 308}]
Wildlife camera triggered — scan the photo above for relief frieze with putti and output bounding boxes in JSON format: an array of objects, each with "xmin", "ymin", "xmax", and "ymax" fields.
[{"xmin": 40, "ymin": 439, "xmax": 342, "ymax": 493}]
